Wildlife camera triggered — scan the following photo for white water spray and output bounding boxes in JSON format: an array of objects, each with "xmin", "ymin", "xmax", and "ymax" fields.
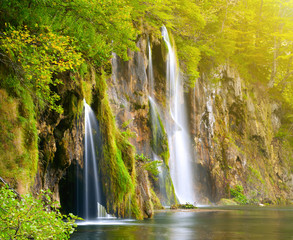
[
  {"xmin": 148, "ymin": 38, "xmax": 154, "ymax": 96},
  {"xmin": 83, "ymin": 99, "xmax": 111, "ymax": 219},
  {"xmin": 148, "ymin": 38, "xmax": 176, "ymax": 206},
  {"xmin": 161, "ymin": 26, "xmax": 196, "ymax": 204}
]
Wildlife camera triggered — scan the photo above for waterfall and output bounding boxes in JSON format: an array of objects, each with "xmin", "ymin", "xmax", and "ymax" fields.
[
  {"xmin": 147, "ymin": 38, "xmax": 176, "ymax": 206},
  {"xmin": 81, "ymin": 99, "xmax": 110, "ymax": 219},
  {"xmin": 148, "ymin": 40, "xmax": 165, "ymax": 203},
  {"xmin": 161, "ymin": 26, "xmax": 196, "ymax": 204},
  {"xmin": 148, "ymin": 38, "xmax": 154, "ymax": 96}
]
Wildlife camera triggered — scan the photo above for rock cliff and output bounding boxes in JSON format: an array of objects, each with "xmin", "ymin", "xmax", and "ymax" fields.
[
  {"xmin": 190, "ymin": 66, "xmax": 293, "ymax": 204},
  {"xmin": 1, "ymin": 29, "xmax": 292, "ymax": 218}
]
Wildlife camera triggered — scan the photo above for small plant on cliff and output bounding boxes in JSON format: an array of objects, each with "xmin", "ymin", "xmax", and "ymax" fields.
[
  {"xmin": 0, "ymin": 185, "xmax": 80, "ymax": 239},
  {"xmin": 135, "ymin": 154, "xmax": 162, "ymax": 180},
  {"xmin": 230, "ymin": 185, "xmax": 249, "ymax": 205}
]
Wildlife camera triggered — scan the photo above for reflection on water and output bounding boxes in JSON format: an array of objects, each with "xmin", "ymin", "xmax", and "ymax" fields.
[{"xmin": 71, "ymin": 207, "xmax": 293, "ymax": 240}]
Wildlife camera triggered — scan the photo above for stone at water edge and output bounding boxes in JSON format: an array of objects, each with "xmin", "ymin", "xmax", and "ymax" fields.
[{"xmin": 218, "ymin": 198, "xmax": 238, "ymax": 206}]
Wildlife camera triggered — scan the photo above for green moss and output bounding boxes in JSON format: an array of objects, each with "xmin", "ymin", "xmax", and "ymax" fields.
[
  {"xmin": 121, "ymin": 119, "xmax": 133, "ymax": 129},
  {"xmin": 79, "ymin": 62, "xmax": 88, "ymax": 77},
  {"xmin": 177, "ymin": 203, "xmax": 197, "ymax": 209},
  {"xmin": 130, "ymin": 192, "xmax": 143, "ymax": 220},
  {"xmin": 155, "ymin": 162, "xmax": 177, "ymax": 206},
  {"xmin": 248, "ymin": 166, "xmax": 265, "ymax": 184},
  {"xmin": 81, "ymin": 80, "xmax": 93, "ymax": 105},
  {"xmin": 150, "ymin": 188, "xmax": 163, "ymax": 209},
  {"xmin": 91, "ymin": 70, "xmax": 143, "ymax": 219},
  {"xmin": 218, "ymin": 198, "xmax": 238, "ymax": 206},
  {"xmin": 148, "ymin": 99, "xmax": 170, "ymax": 167},
  {"xmin": 0, "ymin": 75, "xmax": 38, "ymax": 190},
  {"xmin": 165, "ymin": 172, "xmax": 177, "ymax": 205}
]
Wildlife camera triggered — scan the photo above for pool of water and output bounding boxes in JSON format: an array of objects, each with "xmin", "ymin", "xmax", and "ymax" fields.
[{"xmin": 71, "ymin": 207, "xmax": 293, "ymax": 240}]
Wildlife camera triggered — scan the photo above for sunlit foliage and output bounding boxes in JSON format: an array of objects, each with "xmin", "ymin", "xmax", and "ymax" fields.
[
  {"xmin": 1, "ymin": 26, "xmax": 82, "ymax": 113},
  {"xmin": 0, "ymin": 186, "xmax": 80, "ymax": 239}
]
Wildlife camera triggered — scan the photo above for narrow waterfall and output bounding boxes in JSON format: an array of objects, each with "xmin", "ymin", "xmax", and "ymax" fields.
[
  {"xmin": 148, "ymin": 38, "xmax": 154, "ymax": 96},
  {"xmin": 161, "ymin": 26, "xmax": 196, "ymax": 204},
  {"xmin": 148, "ymin": 38, "xmax": 165, "ymax": 203},
  {"xmin": 82, "ymin": 99, "xmax": 110, "ymax": 219},
  {"xmin": 148, "ymin": 38, "xmax": 176, "ymax": 206}
]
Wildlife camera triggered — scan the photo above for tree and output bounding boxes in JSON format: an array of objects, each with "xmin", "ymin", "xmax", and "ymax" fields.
[{"xmin": 0, "ymin": 26, "xmax": 83, "ymax": 113}]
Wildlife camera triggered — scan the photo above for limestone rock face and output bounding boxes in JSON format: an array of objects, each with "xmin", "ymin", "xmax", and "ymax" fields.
[
  {"xmin": 35, "ymin": 73, "xmax": 84, "ymax": 202},
  {"xmin": 107, "ymin": 35, "xmax": 176, "ymax": 210},
  {"xmin": 32, "ymin": 31, "xmax": 292, "ymax": 212},
  {"xmin": 189, "ymin": 66, "xmax": 293, "ymax": 204},
  {"xmin": 108, "ymin": 38, "xmax": 151, "ymax": 156},
  {"xmin": 135, "ymin": 161, "xmax": 153, "ymax": 218},
  {"xmin": 107, "ymin": 34, "xmax": 293, "ymax": 206}
]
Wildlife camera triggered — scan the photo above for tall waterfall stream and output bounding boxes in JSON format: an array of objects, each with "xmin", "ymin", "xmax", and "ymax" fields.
[
  {"xmin": 81, "ymin": 100, "xmax": 111, "ymax": 220},
  {"xmin": 161, "ymin": 26, "xmax": 196, "ymax": 204}
]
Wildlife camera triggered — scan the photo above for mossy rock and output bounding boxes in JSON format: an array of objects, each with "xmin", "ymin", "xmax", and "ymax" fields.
[
  {"xmin": 148, "ymin": 99, "xmax": 170, "ymax": 167},
  {"xmin": 0, "ymin": 85, "xmax": 38, "ymax": 192},
  {"xmin": 170, "ymin": 203, "xmax": 197, "ymax": 209},
  {"xmin": 218, "ymin": 198, "xmax": 238, "ymax": 206},
  {"xmin": 91, "ymin": 71, "xmax": 144, "ymax": 219}
]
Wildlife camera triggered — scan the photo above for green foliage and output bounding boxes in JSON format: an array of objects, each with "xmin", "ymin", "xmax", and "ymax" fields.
[
  {"xmin": 0, "ymin": 185, "xmax": 79, "ymax": 239},
  {"xmin": 178, "ymin": 203, "xmax": 197, "ymax": 209},
  {"xmin": 135, "ymin": 153, "xmax": 149, "ymax": 162},
  {"xmin": 0, "ymin": 0, "xmax": 139, "ymax": 64},
  {"xmin": 0, "ymin": 86, "xmax": 38, "ymax": 189},
  {"xmin": 149, "ymin": 99, "xmax": 170, "ymax": 166},
  {"xmin": 230, "ymin": 185, "xmax": 249, "ymax": 205},
  {"xmin": 0, "ymin": 0, "xmax": 149, "ymax": 115},
  {"xmin": 175, "ymin": 37, "xmax": 201, "ymax": 87},
  {"xmin": 143, "ymin": 161, "xmax": 162, "ymax": 177},
  {"xmin": 121, "ymin": 128, "xmax": 136, "ymax": 139},
  {"xmin": 93, "ymin": 72, "xmax": 142, "ymax": 219},
  {"xmin": 135, "ymin": 154, "xmax": 162, "ymax": 179},
  {"xmin": 171, "ymin": 203, "xmax": 197, "ymax": 209},
  {"xmin": 0, "ymin": 26, "xmax": 82, "ymax": 113},
  {"xmin": 141, "ymin": 0, "xmax": 204, "ymax": 86}
]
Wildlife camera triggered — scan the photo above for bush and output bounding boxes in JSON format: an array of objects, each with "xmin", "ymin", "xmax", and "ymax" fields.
[
  {"xmin": 230, "ymin": 185, "xmax": 249, "ymax": 205},
  {"xmin": 170, "ymin": 203, "xmax": 197, "ymax": 209},
  {"xmin": 135, "ymin": 154, "xmax": 162, "ymax": 179},
  {"xmin": 0, "ymin": 185, "xmax": 79, "ymax": 239}
]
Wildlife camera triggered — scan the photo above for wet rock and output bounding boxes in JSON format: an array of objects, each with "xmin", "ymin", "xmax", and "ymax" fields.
[{"xmin": 218, "ymin": 198, "xmax": 238, "ymax": 206}]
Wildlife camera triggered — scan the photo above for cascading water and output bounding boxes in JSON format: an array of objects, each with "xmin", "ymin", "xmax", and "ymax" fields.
[
  {"xmin": 148, "ymin": 38, "xmax": 154, "ymax": 96},
  {"xmin": 147, "ymin": 38, "xmax": 176, "ymax": 206},
  {"xmin": 161, "ymin": 26, "xmax": 196, "ymax": 204},
  {"xmin": 148, "ymin": 38, "xmax": 164, "ymax": 202},
  {"xmin": 82, "ymin": 99, "xmax": 110, "ymax": 219}
]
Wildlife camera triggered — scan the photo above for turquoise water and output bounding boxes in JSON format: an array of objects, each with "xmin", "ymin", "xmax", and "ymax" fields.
[{"xmin": 71, "ymin": 207, "xmax": 293, "ymax": 240}]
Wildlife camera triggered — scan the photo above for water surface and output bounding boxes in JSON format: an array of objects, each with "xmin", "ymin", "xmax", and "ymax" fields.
[{"xmin": 71, "ymin": 207, "xmax": 293, "ymax": 240}]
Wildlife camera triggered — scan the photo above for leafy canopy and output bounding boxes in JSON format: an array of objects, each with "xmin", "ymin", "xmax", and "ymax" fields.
[
  {"xmin": 1, "ymin": 26, "xmax": 83, "ymax": 113},
  {"xmin": 0, "ymin": 185, "xmax": 80, "ymax": 239}
]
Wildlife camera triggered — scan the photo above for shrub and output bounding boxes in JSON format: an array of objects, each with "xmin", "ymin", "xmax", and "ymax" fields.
[
  {"xmin": 230, "ymin": 185, "xmax": 249, "ymax": 205},
  {"xmin": 0, "ymin": 185, "xmax": 79, "ymax": 239},
  {"xmin": 135, "ymin": 154, "xmax": 162, "ymax": 179}
]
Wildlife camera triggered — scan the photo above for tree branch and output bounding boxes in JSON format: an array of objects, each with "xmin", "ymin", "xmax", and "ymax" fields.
[{"xmin": 0, "ymin": 177, "xmax": 22, "ymax": 199}]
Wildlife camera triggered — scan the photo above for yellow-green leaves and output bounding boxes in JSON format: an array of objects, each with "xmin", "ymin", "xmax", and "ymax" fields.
[
  {"xmin": 0, "ymin": 186, "xmax": 80, "ymax": 239},
  {"xmin": 1, "ymin": 26, "xmax": 83, "ymax": 113}
]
